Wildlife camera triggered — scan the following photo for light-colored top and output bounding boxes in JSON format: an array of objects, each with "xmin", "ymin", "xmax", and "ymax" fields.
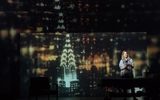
[{"xmin": 119, "ymin": 57, "xmax": 134, "ymax": 75}]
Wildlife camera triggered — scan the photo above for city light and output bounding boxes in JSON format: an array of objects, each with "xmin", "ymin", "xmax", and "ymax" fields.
[
  {"xmin": 19, "ymin": 32, "xmax": 147, "ymax": 96},
  {"xmin": 40, "ymin": 54, "xmax": 58, "ymax": 61},
  {"xmin": 59, "ymin": 34, "xmax": 78, "ymax": 88},
  {"xmin": 20, "ymin": 47, "xmax": 28, "ymax": 56}
]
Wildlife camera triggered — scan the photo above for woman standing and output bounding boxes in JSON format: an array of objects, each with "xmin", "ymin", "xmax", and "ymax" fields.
[
  {"xmin": 119, "ymin": 50, "xmax": 137, "ymax": 100},
  {"xmin": 119, "ymin": 50, "xmax": 134, "ymax": 78}
]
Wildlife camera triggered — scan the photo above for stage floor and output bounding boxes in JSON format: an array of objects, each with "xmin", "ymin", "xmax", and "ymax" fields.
[{"xmin": 27, "ymin": 96, "xmax": 143, "ymax": 100}]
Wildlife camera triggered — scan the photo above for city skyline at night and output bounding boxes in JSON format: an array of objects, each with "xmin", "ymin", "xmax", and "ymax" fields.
[{"xmin": 20, "ymin": 32, "xmax": 147, "ymax": 96}]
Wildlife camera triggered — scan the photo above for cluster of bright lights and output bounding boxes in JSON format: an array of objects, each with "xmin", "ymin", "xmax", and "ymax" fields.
[
  {"xmin": 40, "ymin": 54, "xmax": 58, "ymax": 61},
  {"xmin": 59, "ymin": 34, "xmax": 78, "ymax": 87}
]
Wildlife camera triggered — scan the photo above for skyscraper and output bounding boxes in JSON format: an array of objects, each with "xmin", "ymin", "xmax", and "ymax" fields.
[{"xmin": 59, "ymin": 34, "xmax": 78, "ymax": 88}]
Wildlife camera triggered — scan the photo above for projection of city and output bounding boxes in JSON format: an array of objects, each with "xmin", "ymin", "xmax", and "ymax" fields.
[{"xmin": 20, "ymin": 32, "xmax": 147, "ymax": 96}]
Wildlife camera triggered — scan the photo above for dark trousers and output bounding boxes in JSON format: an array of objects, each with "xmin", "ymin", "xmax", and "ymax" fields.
[{"xmin": 121, "ymin": 71, "xmax": 137, "ymax": 100}]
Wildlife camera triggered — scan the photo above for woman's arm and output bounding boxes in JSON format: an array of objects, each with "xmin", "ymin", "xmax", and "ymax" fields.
[{"xmin": 119, "ymin": 60, "xmax": 126, "ymax": 70}]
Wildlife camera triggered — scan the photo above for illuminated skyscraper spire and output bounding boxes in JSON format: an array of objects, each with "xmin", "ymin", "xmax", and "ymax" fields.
[
  {"xmin": 54, "ymin": 0, "xmax": 65, "ymax": 31},
  {"xmin": 60, "ymin": 34, "xmax": 78, "ymax": 87}
]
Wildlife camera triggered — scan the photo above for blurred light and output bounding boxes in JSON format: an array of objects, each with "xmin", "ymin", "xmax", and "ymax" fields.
[
  {"xmin": 142, "ymin": 36, "xmax": 146, "ymax": 40},
  {"xmin": 69, "ymin": 4, "xmax": 75, "ymax": 9},
  {"xmin": 0, "ymin": 30, "xmax": 8, "ymax": 39},
  {"xmin": 151, "ymin": 38, "xmax": 158, "ymax": 44},
  {"xmin": 36, "ymin": 27, "xmax": 43, "ymax": 32},
  {"xmin": 9, "ymin": 28, "xmax": 17, "ymax": 39},
  {"xmin": 134, "ymin": 60, "xmax": 144, "ymax": 69},
  {"xmin": 56, "ymin": 45, "xmax": 59, "ymax": 49},
  {"xmin": 40, "ymin": 2, "xmax": 44, "ymax": 7},
  {"xmin": 20, "ymin": 47, "xmax": 28, "ymax": 56},
  {"xmin": 80, "ymin": 53, "xmax": 110, "ymax": 71},
  {"xmin": 39, "ymin": 33, "xmax": 44, "ymax": 35},
  {"xmin": 61, "ymin": 25, "xmax": 65, "ymax": 29},
  {"xmin": 110, "ymin": 38, "xmax": 113, "ymax": 42},
  {"xmin": 49, "ymin": 55, "xmax": 58, "ymax": 61},
  {"xmin": 36, "ymin": 3, "xmax": 39, "ymax": 6},
  {"xmin": 100, "ymin": 38, "xmax": 103, "ymax": 41},
  {"xmin": 56, "ymin": 37, "xmax": 60, "ymax": 40},
  {"xmin": 0, "ymin": 11, "xmax": 5, "ymax": 16},
  {"xmin": 20, "ymin": 33, "xmax": 27, "ymax": 38},
  {"xmin": 121, "ymin": 4, "xmax": 125, "ymax": 9},
  {"xmin": 46, "ymin": 26, "xmax": 49, "ymax": 30},
  {"xmin": 36, "ymin": 68, "xmax": 47, "ymax": 76},
  {"xmin": 57, "ymin": 78, "xmax": 61, "ymax": 86},
  {"xmin": 49, "ymin": 45, "xmax": 55, "ymax": 50},
  {"xmin": 72, "ymin": 18, "xmax": 77, "ymax": 23},
  {"xmin": 40, "ymin": 54, "xmax": 58, "ymax": 61},
  {"xmin": 35, "ymin": 35, "xmax": 40, "ymax": 39},
  {"xmin": 40, "ymin": 47, "xmax": 46, "ymax": 51},
  {"xmin": 7, "ymin": 0, "xmax": 14, "ymax": 4},
  {"xmin": 17, "ymin": 14, "xmax": 22, "ymax": 18},
  {"xmin": 54, "ymin": 5, "xmax": 61, "ymax": 10},
  {"xmin": 76, "ymin": 38, "xmax": 80, "ymax": 42},
  {"xmin": 57, "ymin": 25, "xmax": 60, "ymax": 29},
  {"xmin": 55, "ymin": 0, "xmax": 60, "ymax": 2},
  {"xmin": 147, "ymin": 46, "xmax": 159, "ymax": 56},
  {"xmin": 58, "ymin": 19, "xmax": 64, "ymax": 23},
  {"xmin": 66, "ymin": 34, "xmax": 70, "ymax": 37},
  {"xmin": 29, "ymin": 45, "xmax": 35, "ymax": 56},
  {"xmin": 25, "ymin": 29, "xmax": 31, "ymax": 33},
  {"xmin": 89, "ymin": 33, "xmax": 94, "ymax": 36},
  {"xmin": 32, "ymin": 68, "xmax": 36, "ymax": 74},
  {"xmin": 66, "ymin": 39, "xmax": 70, "ymax": 42},
  {"xmin": 55, "ymin": 32, "xmax": 62, "ymax": 35},
  {"xmin": 59, "ymin": 12, "xmax": 63, "ymax": 17},
  {"xmin": 136, "ymin": 52, "xmax": 142, "ymax": 58},
  {"xmin": 117, "ymin": 19, "xmax": 121, "ymax": 23}
]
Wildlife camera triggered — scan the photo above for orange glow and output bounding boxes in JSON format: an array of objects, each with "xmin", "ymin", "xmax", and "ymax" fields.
[
  {"xmin": 40, "ymin": 54, "xmax": 58, "ymax": 61},
  {"xmin": 147, "ymin": 46, "xmax": 159, "ymax": 56},
  {"xmin": 134, "ymin": 59, "xmax": 145, "ymax": 70},
  {"xmin": 0, "ymin": 30, "xmax": 8, "ymax": 39},
  {"xmin": 35, "ymin": 68, "xmax": 48, "ymax": 77},
  {"xmin": 40, "ymin": 47, "xmax": 46, "ymax": 51},
  {"xmin": 79, "ymin": 53, "xmax": 110, "ymax": 71}
]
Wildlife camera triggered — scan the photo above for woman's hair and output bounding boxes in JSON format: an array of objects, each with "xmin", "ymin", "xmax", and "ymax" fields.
[{"xmin": 121, "ymin": 50, "xmax": 129, "ymax": 60}]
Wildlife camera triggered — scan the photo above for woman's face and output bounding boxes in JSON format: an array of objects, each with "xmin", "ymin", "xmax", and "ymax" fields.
[{"xmin": 123, "ymin": 51, "xmax": 128, "ymax": 58}]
